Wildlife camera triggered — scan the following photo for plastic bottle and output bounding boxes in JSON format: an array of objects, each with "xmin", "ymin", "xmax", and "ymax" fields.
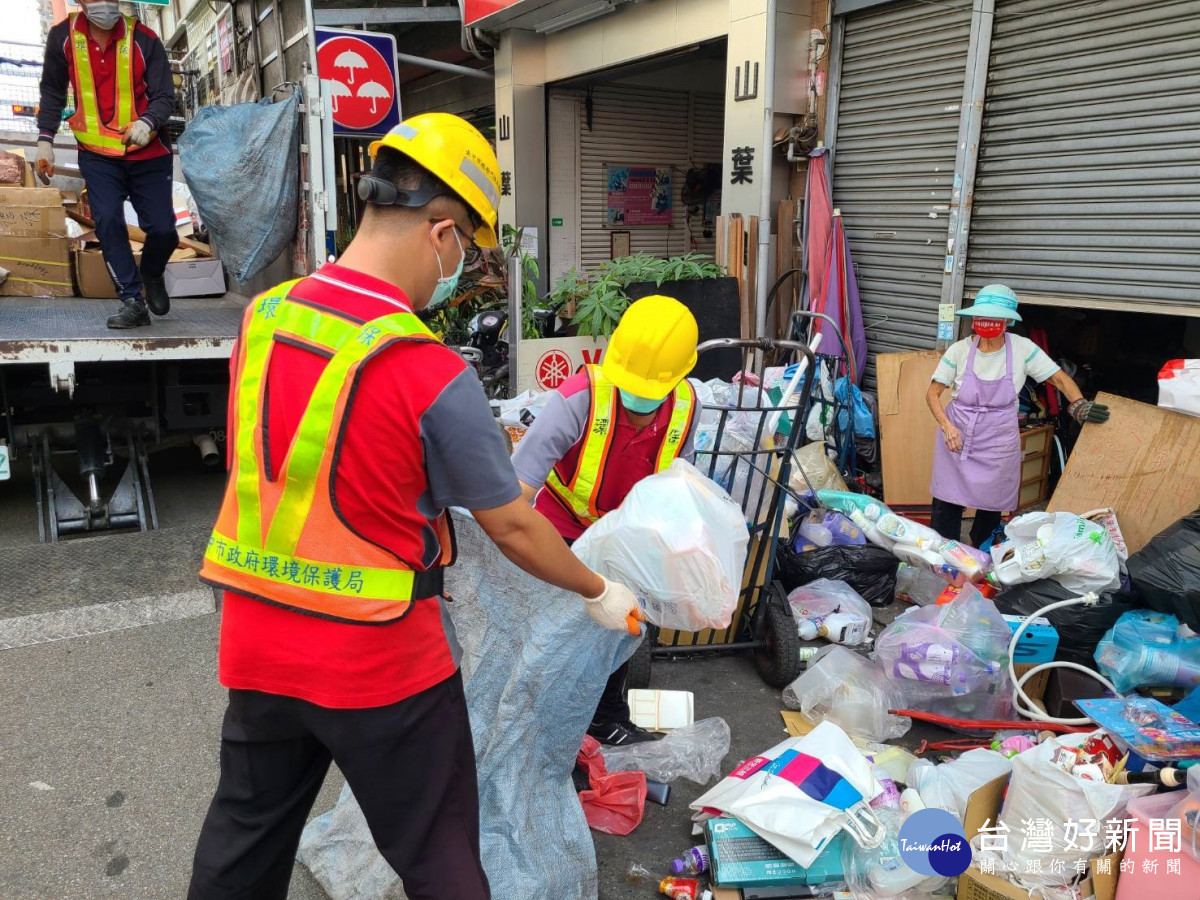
[
  {"xmin": 670, "ymin": 845, "xmax": 710, "ymax": 876},
  {"xmin": 1129, "ymin": 644, "xmax": 1200, "ymax": 688},
  {"xmin": 797, "ymin": 618, "xmax": 821, "ymax": 641},
  {"xmin": 869, "ymin": 767, "xmax": 901, "ymax": 810},
  {"xmin": 659, "ymin": 876, "xmax": 702, "ymax": 899},
  {"xmin": 798, "ymin": 518, "xmax": 834, "ymax": 548},
  {"xmin": 818, "ymin": 612, "xmax": 869, "ymax": 646},
  {"xmin": 937, "ymin": 539, "xmax": 983, "ymax": 580},
  {"xmin": 894, "ymin": 564, "xmax": 948, "ymax": 607}
]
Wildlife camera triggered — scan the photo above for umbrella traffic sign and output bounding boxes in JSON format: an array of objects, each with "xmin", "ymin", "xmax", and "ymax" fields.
[{"xmin": 316, "ymin": 28, "xmax": 401, "ymax": 136}]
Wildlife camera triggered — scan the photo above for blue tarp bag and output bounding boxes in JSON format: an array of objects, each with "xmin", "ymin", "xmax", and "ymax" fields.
[{"xmin": 178, "ymin": 91, "xmax": 300, "ymax": 284}]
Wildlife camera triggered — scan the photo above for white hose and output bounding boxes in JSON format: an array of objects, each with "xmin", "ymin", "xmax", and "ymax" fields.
[{"xmin": 1008, "ymin": 591, "xmax": 1120, "ymax": 725}]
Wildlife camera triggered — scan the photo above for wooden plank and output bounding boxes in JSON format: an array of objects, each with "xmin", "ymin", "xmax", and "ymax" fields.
[
  {"xmin": 714, "ymin": 214, "xmax": 728, "ymax": 270},
  {"xmin": 878, "ymin": 350, "xmax": 947, "ymax": 506},
  {"xmin": 1048, "ymin": 392, "xmax": 1200, "ymax": 554},
  {"xmin": 775, "ymin": 198, "xmax": 797, "ymax": 340},
  {"xmin": 66, "ymin": 208, "xmax": 214, "ymax": 257}
]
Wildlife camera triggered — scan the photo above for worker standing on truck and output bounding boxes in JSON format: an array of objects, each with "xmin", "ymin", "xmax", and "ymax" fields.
[
  {"xmin": 511, "ymin": 295, "xmax": 700, "ymax": 746},
  {"xmin": 37, "ymin": 0, "xmax": 177, "ymax": 329},
  {"xmin": 188, "ymin": 113, "xmax": 643, "ymax": 900}
]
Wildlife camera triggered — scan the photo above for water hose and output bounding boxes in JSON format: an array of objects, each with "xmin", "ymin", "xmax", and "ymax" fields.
[{"xmin": 1007, "ymin": 591, "xmax": 1120, "ymax": 725}]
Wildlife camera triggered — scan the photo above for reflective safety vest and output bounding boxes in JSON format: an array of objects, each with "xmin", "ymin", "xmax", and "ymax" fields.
[
  {"xmin": 542, "ymin": 365, "xmax": 696, "ymax": 528},
  {"xmin": 67, "ymin": 14, "xmax": 152, "ymax": 157},
  {"xmin": 200, "ymin": 281, "xmax": 456, "ymax": 624}
]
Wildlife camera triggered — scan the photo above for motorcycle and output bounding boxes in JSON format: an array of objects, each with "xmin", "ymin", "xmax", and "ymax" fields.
[{"xmin": 458, "ymin": 301, "xmax": 570, "ymax": 400}]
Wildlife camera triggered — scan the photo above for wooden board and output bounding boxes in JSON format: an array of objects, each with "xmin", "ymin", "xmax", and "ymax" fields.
[
  {"xmin": 775, "ymin": 198, "xmax": 798, "ymax": 340},
  {"xmin": 743, "ymin": 216, "xmax": 759, "ymax": 340},
  {"xmin": 878, "ymin": 349, "xmax": 947, "ymax": 506},
  {"xmin": 1048, "ymin": 392, "xmax": 1200, "ymax": 554}
]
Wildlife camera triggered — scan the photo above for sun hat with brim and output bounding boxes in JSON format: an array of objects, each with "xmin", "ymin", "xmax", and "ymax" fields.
[{"xmin": 956, "ymin": 283, "xmax": 1022, "ymax": 322}]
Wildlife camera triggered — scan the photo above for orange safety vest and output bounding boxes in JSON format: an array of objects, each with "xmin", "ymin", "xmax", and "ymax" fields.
[
  {"xmin": 67, "ymin": 13, "xmax": 153, "ymax": 157},
  {"xmin": 200, "ymin": 281, "xmax": 455, "ymax": 624},
  {"xmin": 542, "ymin": 365, "xmax": 696, "ymax": 529}
]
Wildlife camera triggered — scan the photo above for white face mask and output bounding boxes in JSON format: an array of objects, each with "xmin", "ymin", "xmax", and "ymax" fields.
[{"xmin": 82, "ymin": 1, "xmax": 123, "ymax": 29}]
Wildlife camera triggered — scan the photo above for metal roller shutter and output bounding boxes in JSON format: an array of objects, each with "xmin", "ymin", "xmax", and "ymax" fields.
[
  {"xmin": 966, "ymin": 0, "xmax": 1200, "ymax": 315},
  {"xmin": 832, "ymin": 0, "xmax": 972, "ymax": 384},
  {"xmin": 578, "ymin": 85, "xmax": 723, "ymax": 272}
]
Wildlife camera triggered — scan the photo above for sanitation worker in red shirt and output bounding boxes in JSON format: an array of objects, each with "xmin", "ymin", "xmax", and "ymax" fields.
[
  {"xmin": 511, "ymin": 295, "xmax": 701, "ymax": 747},
  {"xmin": 188, "ymin": 113, "xmax": 643, "ymax": 900}
]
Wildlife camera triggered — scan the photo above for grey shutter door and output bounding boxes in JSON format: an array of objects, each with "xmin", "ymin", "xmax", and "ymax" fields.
[
  {"xmin": 832, "ymin": 0, "xmax": 972, "ymax": 385},
  {"xmin": 577, "ymin": 85, "xmax": 723, "ymax": 272},
  {"xmin": 966, "ymin": 0, "xmax": 1200, "ymax": 315}
]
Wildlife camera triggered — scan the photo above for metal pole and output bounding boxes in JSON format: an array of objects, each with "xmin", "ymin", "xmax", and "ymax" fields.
[
  {"xmin": 754, "ymin": 0, "xmax": 778, "ymax": 341},
  {"xmin": 507, "ymin": 244, "xmax": 522, "ymax": 400},
  {"xmin": 394, "ymin": 52, "xmax": 494, "ymax": 80}
]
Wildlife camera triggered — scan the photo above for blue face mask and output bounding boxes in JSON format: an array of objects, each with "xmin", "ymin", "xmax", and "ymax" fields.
[
  {"xmin": 619, "ymin": 389, "xmax": 666, "ymax": 415},
  {"xmin": 427, "ymin": 225, "xmax": 465, "ymax": 310}
]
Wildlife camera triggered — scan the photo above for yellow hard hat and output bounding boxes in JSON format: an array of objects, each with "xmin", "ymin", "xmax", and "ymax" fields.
[
  {"xmin": 368, "ymin": 113, "xmax": 501, "ymax": 247},
  {"xmin": 602, "ymin": 295, "xmax": 699, "ymax": 401}
]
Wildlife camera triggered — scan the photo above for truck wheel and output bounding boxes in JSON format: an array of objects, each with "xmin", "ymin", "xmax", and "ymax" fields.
[
  {"xmin": 625, "ymin": 633, "xmax": 653, "ymax": 690},
  {"xmin": 755, "ymin": 583, "xmax": 802, "ymax": 688}
]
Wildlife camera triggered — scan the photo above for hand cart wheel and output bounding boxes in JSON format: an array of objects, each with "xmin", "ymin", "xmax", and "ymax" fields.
[{"xmin": 754, "ymin": 581, "xmax": 803, "ymax": 687}]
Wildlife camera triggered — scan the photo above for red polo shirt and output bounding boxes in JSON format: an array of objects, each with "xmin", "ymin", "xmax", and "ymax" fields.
[
  {"xmin": 62, "ymin": 15, "xmax": 170, "ymax": 160},
  {"xmin": 217, "ymin": 264, "xmax": 521, "ymax": 709}
]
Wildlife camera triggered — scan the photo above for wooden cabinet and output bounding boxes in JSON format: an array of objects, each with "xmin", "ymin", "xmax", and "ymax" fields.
[{"xmin": 1017, "ymin": 424, "xmax": 1054, "ymax": 510}]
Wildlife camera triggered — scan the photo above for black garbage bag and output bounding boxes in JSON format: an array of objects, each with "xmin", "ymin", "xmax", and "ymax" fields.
[
  {"xmin": 994, "ymin": 580, "xmax": 1142, "ymax": 668},
  {"xmin": 1126, "ymin": 509, "xmax": 1200, "ymax": 632},
  {"xmin": 774, "ymin": 541, "xmax": 899, "ymax": 608}
]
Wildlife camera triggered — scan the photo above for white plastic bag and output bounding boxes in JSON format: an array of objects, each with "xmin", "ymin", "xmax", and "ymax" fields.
[
  {"xmin": 974, "ymin": 731, "xmax": 1154, "ymax": 891},
  {"xmin": 991, "ymin": 511, "xmax": 1121, "ymax": 594},
  {"xmin": 496, "ymin": 388, "xmax": 552, "ymax": 427},
  {"xmin": 691, "ymin": 722, "xmax": 886, "ymax": 867},
  {"xmin": 1159, "ymin": 359, "xmax": 1200, "ymax": 417},
  {"xmin": 782, "ymin": 646, "xmax": 910, "ymax": 743},
  {"xmin": 573, "ymin": 460, "xmax": 749, "ymax": 631},
  {"xmin": 905, "ymin": 749, "xmax": 1012, "ymax": 822}
]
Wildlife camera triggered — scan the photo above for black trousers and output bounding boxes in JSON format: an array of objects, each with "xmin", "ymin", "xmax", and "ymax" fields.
[
  {"xmin": 188, "ymin": 672, "xmax": 489, "ymax": 900},
  {"xmin": 594, "ymin": 661, "xmax": 631, "ymax": 725},
  {"xmin": 77, "ymin": 149, "xmax": 176, "ymax": 302},
  {"xmin": 930, "ymin": 498, "xmax": 1003, "ymax": 549}
]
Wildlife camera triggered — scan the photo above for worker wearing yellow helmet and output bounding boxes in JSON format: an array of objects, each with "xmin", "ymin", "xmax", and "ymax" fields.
[
  {"xmin": 512, "ymin": 295, "xmax": 701, "ymax": 746},
  {"xmin": 189, "ymin": 113, "xmax": 642, "ymax": 899}
]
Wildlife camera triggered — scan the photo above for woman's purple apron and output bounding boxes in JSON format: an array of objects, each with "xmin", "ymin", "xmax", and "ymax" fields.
[{"xmin": 930, "ymin": 335, "xmax": 1021, "ymax": 512}]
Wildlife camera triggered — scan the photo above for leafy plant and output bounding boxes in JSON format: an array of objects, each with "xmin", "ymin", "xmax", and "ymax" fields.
[{"xmin": 566, "ymin": 252, "xmax": 725, "ymax": 337}]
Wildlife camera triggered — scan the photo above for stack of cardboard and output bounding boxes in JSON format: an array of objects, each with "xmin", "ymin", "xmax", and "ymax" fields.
[{"xmin": 0, "ymin": 184, "xmax": 74, "ymax": 298}]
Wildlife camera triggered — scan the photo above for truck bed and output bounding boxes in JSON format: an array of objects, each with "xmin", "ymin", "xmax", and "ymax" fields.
[{"xmin": 0, "ymin": 295, "xmax": 247, "ymax": 364}]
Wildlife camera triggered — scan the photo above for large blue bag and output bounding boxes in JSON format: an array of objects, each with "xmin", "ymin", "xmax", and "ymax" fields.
[{"xmin": 178, "ymin": 91, "xmax": 300, "ymax": 284}]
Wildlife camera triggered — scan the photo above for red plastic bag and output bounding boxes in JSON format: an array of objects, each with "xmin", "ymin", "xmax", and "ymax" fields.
[{"xmin": 576, "ymin": 736, "xmax": 646, "ymax": 836}]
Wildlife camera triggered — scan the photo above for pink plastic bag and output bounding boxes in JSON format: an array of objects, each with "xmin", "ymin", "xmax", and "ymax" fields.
[{"xmin": 576, "ymin": 736, "xmax": 647, "ymax": 836}]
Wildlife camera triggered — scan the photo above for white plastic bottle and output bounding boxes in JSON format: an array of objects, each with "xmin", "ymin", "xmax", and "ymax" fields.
[{"xmin": 818, "ymin": 612, "xmax": 869, "ymax": 646}]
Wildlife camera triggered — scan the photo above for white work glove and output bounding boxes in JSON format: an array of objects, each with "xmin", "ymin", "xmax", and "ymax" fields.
[
  {"xmin": 583, "ymin": 577, "xmax": 646, "ymax": 635},
  {"xmin": 36, "ymin": 140, "xmax": 55, "ymax": 184},
  {"xmin": 121, "ymin": 119, "xmax": 153, "ymax": 148}
]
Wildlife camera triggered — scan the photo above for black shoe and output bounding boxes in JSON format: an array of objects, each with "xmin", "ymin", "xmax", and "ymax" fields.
[
  {"xmin": 107, "ymin": 299, "xmax": 151, "ymax": 329},
  {"xmin": 588, "ymin": 720, "xmax": 658, "ymax": 747},
  {"xmin": 143, "ymin": 273, "xmax": 170, "ymax": 316}
]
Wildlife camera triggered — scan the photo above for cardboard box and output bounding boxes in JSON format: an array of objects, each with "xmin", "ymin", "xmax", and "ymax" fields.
[
  {"xmin": 0, "ymin": 147, "xmax": 37, "ymax": 187},
  {"xmin": 74, "ymin": 247, "xmax": 142, "ymax": 299},
  {"xmin": 164, "ymin": 258, "xmax": 225, "ymax": 297},
  {"xmin": 0, "ymin": 186, "xmax": 67, "ymax": 238},
  {"xmin": 1013, "ymin": 663, "xmax": 1050, "ymax": 704},
  {"xmin": 0, "ymin": 234, "xmax": 73, "ymax": 297},
  {"xmin": 959, "ymin": 775, "xmax": 1120, "ymax": 900},
  {"xmin": 1004, "ymin": 614, "xmax": 1060, "ymax": 665}
]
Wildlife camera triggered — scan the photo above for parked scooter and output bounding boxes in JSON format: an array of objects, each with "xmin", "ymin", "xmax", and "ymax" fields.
[{"xmin": 458, "ymin": 300, "xmax": 570, "ymax": 399}]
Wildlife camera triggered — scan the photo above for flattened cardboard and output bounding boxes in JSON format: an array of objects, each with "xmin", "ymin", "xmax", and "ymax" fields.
[
  {"xmin": 1048, "ymin": 392, "xmax": 1200, "ymax": 554},
  {"xmin": 878, "ymin": 350, "xmax": 948, "ymax": 506},
  {"xmin": 74, "ymin": 247, "xmax": 141, "ymax": 299},
  {"xmin": 0, "ymin": 234, "xmax": 73, "ymax": 297},
  {"xmin": 0, "ymin": 186, "xmax": 67, "ymax": 238}
]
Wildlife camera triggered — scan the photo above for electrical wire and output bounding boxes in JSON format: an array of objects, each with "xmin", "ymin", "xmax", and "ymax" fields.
[{"xmin": 1008, "ymin": 591, "xmax": 1120, "ymax": 726}]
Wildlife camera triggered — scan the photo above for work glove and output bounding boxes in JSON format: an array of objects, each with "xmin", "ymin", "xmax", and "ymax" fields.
[
  {"xmin": 121, "ymin": 119, "xmax": 153, "ymax": 148},
  {"xmin": 36, "ymin": 140, "xmax": 54, "ymax": 184},
  {"xmin": 583, "ymin": 577, "xmax": 647, "ymax": 635},
  {"xmin": 1068, "ymin": 398, "xmax": 1110, "ymax": 425}
]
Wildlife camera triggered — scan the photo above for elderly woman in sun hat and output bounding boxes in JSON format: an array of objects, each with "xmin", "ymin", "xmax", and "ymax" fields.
[{"xmin": 925, "ymin": 284, "xmax": 1108, "ymax": 546}]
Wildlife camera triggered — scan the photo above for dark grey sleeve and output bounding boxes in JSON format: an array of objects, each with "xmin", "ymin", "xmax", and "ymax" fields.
[
  {"xmin": 680, "ymin": 409, "xmax": 699, "ymax": 464},
  {"xmin": 421, "ymin": 368, "xmax": 521, "ymax": 511},
  {"xmin": 510, "ymin": 389, "xmax": 588, "ymax": 490}
]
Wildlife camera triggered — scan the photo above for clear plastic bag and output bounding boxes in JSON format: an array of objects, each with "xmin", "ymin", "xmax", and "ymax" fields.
[
  {"xmin": 1094, "ymin": 609, "xmax": 1200, "ymax": 693},
  {"xmin": 782, "ymin": 646, "xmax": 911, "ymax": 743},
  {"xmin": 894, "ymin": 564, "xmax": 950, "ymax": 607},
  {"xmin": 1169, "ymin": 766, "xmax": 1200, "ymax": 862},
  {"xmin": 991, "ymin": 511, "xmax": 1121, "ymax": 594},
  {"xmin": 573, "ymin": 460, "xmax": 749, "ymax": 631},
  {"xmin": 905, "ymin": 749, "xmax": 1012, "ymax": 822},
  {"xmin": 787, "ymin": 578, "xmax": 873, "ymax": 622},
  {"xmin": 602, "ymin": 717, "xmax": 731, "ymax": 784},
  {"xmin": 841, "ymin": 809, "xmax": 947, "ymax": 899}
]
